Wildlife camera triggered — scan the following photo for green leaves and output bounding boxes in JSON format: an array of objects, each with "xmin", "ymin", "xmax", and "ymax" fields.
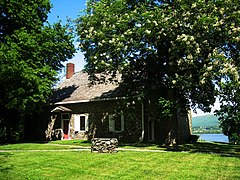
[
  {"xmin": 77, "ymin": 0, "xmax": 239, "ymax": 110},
  {"xmin": 76, "ymin": 0, "xmax": 239, "ymax": 141},
  {"xmin": 158, "ymin": 97, "xmax": 174, "ymax": 119},
  {"xmin": 0, "ymin": 0, "xmax": 75, "ymax": 141},
  {"xmin": 0, "ymin": 0, "xmax": 75, "ymax": 142}
]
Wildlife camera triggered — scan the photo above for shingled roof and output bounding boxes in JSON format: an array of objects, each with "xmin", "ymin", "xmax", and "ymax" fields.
[{"xmin": 50, "ymin": 71, "xmax": 124, "ymax": 104}]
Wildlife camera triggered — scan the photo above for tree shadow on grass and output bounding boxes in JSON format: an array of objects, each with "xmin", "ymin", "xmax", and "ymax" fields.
[
  {"xmin": 119, "ymin": 141, "xmax": 240, "ymax": 157},
  {"xmin": 164, "ymin": 142, "xmax": 240, "ymax": 158},
  {"xmin": 118, "ymin": 142, "xmax": 157, "ymax": 148},
  {"xmin": 0, "ymin": 152, "xmax": 13, "ymax": 173}
]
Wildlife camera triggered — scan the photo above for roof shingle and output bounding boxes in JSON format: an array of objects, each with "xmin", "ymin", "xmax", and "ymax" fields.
[{"xmin": 50, "ymin": 71, "xmax": 123, "ymax": 103}]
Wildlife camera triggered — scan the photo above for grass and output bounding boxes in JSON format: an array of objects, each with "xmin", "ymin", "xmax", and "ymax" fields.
[
  {"xmin": 1, "ymin": 141, "xmax": 240, "ymax": 179},
  {"xmin": 1, "ymin": 140, "xmax": 239, "ymax": 155},
  {"xmin": 47, "ymin": 139, "xmax": 240, "ymax": 156},
  {"xmin": 0, "ymin": 150, "xmax": 239, "ymax": 179},
  {"xmin": 48, "ymin": 139, "xmax": 92, "ymax": 146}
]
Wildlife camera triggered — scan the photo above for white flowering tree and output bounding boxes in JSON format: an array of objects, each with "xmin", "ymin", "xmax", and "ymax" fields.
[{"xmin": 76, "ymin": 0, "xmax": 240, "ymax": 143}]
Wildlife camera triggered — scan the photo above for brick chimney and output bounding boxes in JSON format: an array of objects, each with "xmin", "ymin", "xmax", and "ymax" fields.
[{"xmin": 66, "ymin": 63, "xmax": 75, "ymax": 79}]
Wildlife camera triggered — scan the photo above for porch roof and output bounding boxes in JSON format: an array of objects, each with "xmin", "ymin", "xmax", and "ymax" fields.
[{"xmin": 51, "ymin": 106, "xmax": 72, "ymax": 112}]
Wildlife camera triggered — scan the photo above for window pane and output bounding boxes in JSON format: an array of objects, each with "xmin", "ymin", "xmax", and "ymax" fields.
[
  {"xmin": 114, "ymin": 115, "xmax": 121, "ymax": 131},
  {"xmin": 80, "ymin": 116, "xmax": 85, "ymax": 131},
  {"xmin": 109, "ymin": 115, "xmax": 114, "ymax": 132}
]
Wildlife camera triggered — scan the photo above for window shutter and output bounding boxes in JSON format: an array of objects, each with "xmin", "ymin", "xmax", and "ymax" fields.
[
  {"xmin": 109, "ymin": 115, "xmax": 115, "ymax": 132},
  {"xmin": 73, "ymin": 114, "xmax": 80, "ymax": 132}
]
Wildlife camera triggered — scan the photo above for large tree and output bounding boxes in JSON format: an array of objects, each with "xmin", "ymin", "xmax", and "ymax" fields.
[
  {"xmin": 0, "ymin": 0, "xmax": 75, "ymax": 142},
  {"xmin": 76, "ymin": 0, "xmax": 240, "ymax": 143}
]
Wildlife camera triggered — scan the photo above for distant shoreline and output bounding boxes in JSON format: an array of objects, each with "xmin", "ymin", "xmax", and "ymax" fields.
[{"xmin": 192, "ymin": 114, "xmax": 221, "ymax": 134}]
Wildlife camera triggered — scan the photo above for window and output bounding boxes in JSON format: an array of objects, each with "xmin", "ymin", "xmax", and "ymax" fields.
[
  {"xmin": 74, "ymin": 114, "xmax": 89, "ymax": 132},
  {"xmin": 109, "ymin": 113, "xmax": 124, "ymax": 132},
  {"xmin": 80, "ymin": 116, "xmax": 86, "ymax": 131}
]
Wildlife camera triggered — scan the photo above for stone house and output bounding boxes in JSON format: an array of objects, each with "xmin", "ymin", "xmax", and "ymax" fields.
[{"xmin": 40, "ymin": 63, "xmax": 192, "ymax": 144}]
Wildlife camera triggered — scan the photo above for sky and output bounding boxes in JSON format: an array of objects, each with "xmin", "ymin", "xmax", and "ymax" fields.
[
  {"xmin": 48, "ymin": 0, "xmax": 87, "ymax": 73},
  {"xmin": 47, "ymin": 0, "xmax": 219, "ymax": 117}
]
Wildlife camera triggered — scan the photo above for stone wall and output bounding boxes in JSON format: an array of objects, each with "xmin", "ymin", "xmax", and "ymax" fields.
[
  {"xmin": 55, "ymin": 99, "xmax": 143, "ymax": 142},
  {"xmin": 27, "ymin": 96, "xmax": 192, "ymax": 144}
]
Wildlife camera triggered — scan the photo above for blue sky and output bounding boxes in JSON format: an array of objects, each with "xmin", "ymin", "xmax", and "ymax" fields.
[{"xmin": 48, "ymin": 0, "xmax": 87, "ymax": 73}]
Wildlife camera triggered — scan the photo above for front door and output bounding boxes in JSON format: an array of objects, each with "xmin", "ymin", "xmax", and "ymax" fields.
[{"xmin": 63, "ymin": 120, "xmax": 69, "ymax": 139}]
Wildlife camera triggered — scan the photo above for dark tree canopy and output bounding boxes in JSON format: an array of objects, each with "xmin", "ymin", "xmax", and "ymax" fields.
[
  {"xmin": 76, "ymin": 0, "xmax": 240, "ymax": 143},
  {"xmin": 0, "ymin": 0, "xmax": 75, "ymax": 142}
]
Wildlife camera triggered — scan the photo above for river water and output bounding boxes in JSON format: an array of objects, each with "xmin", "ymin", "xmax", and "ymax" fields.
[{"xmin": 198, "ymin": 134, "xmax": 229, "ymax": 143}]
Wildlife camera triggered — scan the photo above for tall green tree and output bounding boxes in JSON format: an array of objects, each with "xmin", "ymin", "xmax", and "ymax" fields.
[
  {"xmin": 76, "ymin": 0, "xmax": 239, "ymax": 143},
  {"xmin": 215, "ymin": 78, "xmax": 240, "ymax": 144},
  {"xmin": 0, "ymin": 0, "xmax": 75, "ymax": 142}
]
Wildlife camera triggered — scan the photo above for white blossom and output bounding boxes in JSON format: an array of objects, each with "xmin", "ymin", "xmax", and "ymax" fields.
[
  {"xmin": 89, "ymin": 27, "xmax": 94, "ymax": 33},
  {"xmin": 109, "ymin": 38, "xmax": 115, "ymax": 44},
  {"xmin": 200, "ymin": 78, "xmax": 206, "ymax": 84},
  {"xmin": 187, "ymin": 54, "xmax": 193, "ymax": 60},
  {"xmin": 207, "ymin": 66, "xmax": 213, "ymax": 71},
  {"xmin": 153, "ymin": 20, "xmax": 158, "ymax": 26},
  {"xmin": 101, "ymin": 21, "xmax": 106, "ymax": 26},
  {"xmin": 145, "ymin": 30, "xmax": 151, "ymax": 34},
  {"xmin": 196, "ymin": 48, "xmax": 200, "ymax": 54},
  {"xmin": 189, "ymin": 36, "xmax": 194, "ymax": 41}
]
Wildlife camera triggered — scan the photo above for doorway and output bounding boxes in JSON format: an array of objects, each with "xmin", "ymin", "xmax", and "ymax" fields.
[{"xmin": 62, "ymin": 120, "xmax": 69, "ymax": 139}]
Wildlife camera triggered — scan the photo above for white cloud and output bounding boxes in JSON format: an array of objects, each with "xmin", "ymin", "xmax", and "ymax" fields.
[{"xmin": 192, "ymin": 98, "xmax": 220, "ymax": 117}]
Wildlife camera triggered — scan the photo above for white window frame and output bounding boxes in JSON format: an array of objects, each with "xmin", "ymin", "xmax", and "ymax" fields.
[
  {"xmin": 109, "ymin": 113, "xmax": 124, "ymax": 132},
  {"xmin": 74, "ymin": 114, "xmax": 89, "ymax": 132}
]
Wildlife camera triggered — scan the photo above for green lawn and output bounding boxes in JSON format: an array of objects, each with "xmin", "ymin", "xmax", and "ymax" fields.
[
  {"xmin": 0, "ymin": 151, "xmax": 239, "ymax": 179},
  {"xmin": 0, "ymin": 141, "xmax": 240, "ymax": 179}
]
